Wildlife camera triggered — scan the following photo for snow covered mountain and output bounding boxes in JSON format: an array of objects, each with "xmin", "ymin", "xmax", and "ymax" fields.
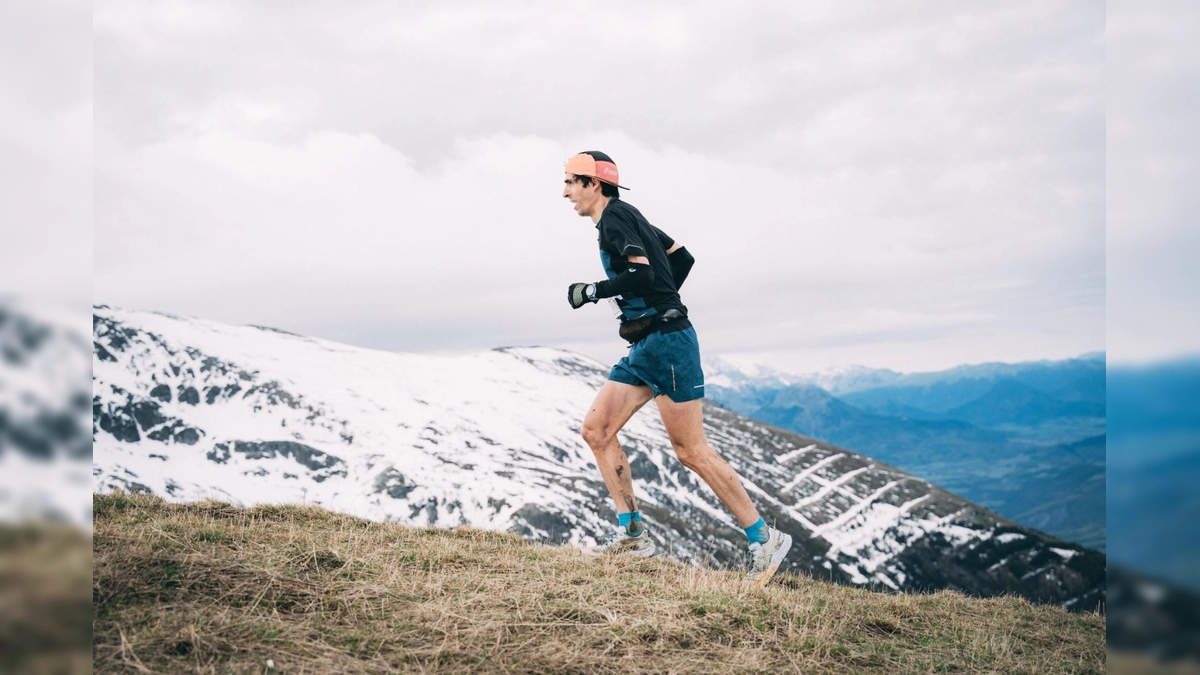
[
  {"xmin": 92, "ymin": 306, "xmax": 1104, "ymax": 611},
  {"xmin": 0, "ymin": 300, "xmax": 92, "ymax": 527}
]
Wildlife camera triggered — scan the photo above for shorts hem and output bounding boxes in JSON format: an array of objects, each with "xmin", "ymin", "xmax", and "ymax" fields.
[
  {"xmin": 608, "ymin": 367, "xmax": 645, "ymax": 388},
  {"xmin": 660, "ymin": 388, "xmax": 705, "ymax": 403}
]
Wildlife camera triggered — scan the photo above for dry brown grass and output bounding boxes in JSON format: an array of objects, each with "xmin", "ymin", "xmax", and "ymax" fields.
[
  {"xmin": 93, "ymin": 492, "xmax": 1105, "ymax": 674},
  {"xmin": 1109, "ymin": 651, "xmax": 1200, "ymax": 675},
  {"xmin": 0, "ymin": 520, "xmax": 92, "ymax": 675}
]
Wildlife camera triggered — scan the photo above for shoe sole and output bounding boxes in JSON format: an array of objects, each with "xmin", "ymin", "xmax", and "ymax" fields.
[
  {"xmin": 623, "ymin": 542, "xmax": 657, "ymax": 558},
  {"xmin": 581, "ymin": 541, "xmax": 657, "ymax": 559},
  {"xmin": 750, "ymin": 531, "xmax": 793, "ymax": 587}
]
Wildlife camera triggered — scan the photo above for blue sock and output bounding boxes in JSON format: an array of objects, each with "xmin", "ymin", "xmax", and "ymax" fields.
[
  {"xmin": 618, "ymin": 511, "xmax": 644, "ymax": 536},
  {"xmin": 744, "ymin": 517, "xmax": 769, "ymax": 544}
]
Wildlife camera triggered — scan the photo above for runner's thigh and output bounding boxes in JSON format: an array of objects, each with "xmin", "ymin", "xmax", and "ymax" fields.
[{"xmin": 584, "ymin": 380, "xmax": 654, "ymax": 440}]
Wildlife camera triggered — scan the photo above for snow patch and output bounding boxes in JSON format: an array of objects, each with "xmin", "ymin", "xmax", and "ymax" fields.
[{"xmin": 1050, "ymin": 547, "xmax": 1079, "ymax": 561}]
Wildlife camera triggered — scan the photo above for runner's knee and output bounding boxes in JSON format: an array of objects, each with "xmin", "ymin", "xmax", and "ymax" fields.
[
  {"xmin": 672, "ymin": 442, "xmax": 709, "ymax": 471},
  {"xmin": 581, "ymin": 419, "xmax": 614, "ymax": 451}
]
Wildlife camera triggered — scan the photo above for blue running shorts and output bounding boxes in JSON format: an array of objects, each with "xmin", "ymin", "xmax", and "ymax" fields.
[{"xmin": 608, "ymin": 326, "xmax": 705, "ymax": 402}]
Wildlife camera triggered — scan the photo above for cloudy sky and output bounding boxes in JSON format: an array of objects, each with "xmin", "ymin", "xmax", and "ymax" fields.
[
  {"xmin": 1107, "ymin": 1, "xmax": 1200, "ymax": 365},
  {"xmin": 0, "ymin": 0, "xmax": 91, "ymax": 308},
  {"xmin": 84, "ymin": 1, "xmax": 1114, "ymax": 373}
]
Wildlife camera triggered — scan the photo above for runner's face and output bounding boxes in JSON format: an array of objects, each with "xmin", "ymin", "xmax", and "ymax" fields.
[{"xmin": 563, "ymin": 174, "xmax": 603, "ymax": 219}]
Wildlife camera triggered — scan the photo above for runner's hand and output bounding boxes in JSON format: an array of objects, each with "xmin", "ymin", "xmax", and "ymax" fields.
[{"xmin": 567, "ymin": 283, "xmax": 598, "ymax": 309}]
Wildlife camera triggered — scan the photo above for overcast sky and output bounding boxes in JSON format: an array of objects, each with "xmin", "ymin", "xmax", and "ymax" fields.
[
  {"xmin": 0, "ymin": 0, "xmax": 91, "ymax": 308},
  {"xmin": 83, "ymin": 1, "xmax": 1115, "ymax": 373},
  {"xmin": 1107, "ymin": 1, "xmax": 1200, "ymax": 366}
]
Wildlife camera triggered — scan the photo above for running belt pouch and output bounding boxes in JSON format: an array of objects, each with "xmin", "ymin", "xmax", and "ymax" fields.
[
  {"xmin": 618, "ymin": 309, "xmax": 684, "ymax": 343},
  {"xmin": 619, "ymin": 316, "xmax": 659, "ymax": 343}
]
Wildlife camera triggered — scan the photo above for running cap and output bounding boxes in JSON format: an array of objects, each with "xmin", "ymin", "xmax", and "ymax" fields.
[{"xmin": 564, "ymin": 151, "xmax": 629, "ymax": 190}]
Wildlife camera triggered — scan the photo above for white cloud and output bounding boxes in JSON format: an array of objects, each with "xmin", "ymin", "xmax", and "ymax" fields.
[
  {"xmin": 93, "ymin": 0, "xmax": 1106, "ymax": 372},
  {"xmin": 1107, "ymin": 0, "xmax": 1200, "ymax": 363},
  {"xmin": 0, "ymin": 0, "xmax": 91, "ymax": 308},
  {"xmin": 93, "ymin": 0, "xmax": 244, "ymax": 51}
]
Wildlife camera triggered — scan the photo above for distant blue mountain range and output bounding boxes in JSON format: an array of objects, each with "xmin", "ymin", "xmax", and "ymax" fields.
[
  {"xmin": 705, "ymin": 354, "xmax": 1107, "ymax": 551},
  {"xmin": 1107, "ymin": 357, "xmax": 1200, "ymax": 593}
]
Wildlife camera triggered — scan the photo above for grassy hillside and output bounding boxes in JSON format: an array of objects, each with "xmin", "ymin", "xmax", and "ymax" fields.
[
  {"xmin": 0, "ymin": 521, "xmax": 92, "ymax": 674},
  {"xmin": 93, "ymin": 492, "xmax": 1105, "ymax": 674}
]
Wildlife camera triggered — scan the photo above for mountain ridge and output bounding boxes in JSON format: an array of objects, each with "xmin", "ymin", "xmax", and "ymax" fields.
[
  {"xmin": 704, "ymin": 354, "xmax": 1106, "ymax": 550},
  {"xmin": 703, "ymin": 352, "xmax": 1106, "ymax": 399}
]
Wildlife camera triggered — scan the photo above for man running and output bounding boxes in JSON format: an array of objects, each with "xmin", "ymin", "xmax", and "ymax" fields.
[{"xmin": 562, "ymin": 150, "xmax": 792, "ymax": 586}]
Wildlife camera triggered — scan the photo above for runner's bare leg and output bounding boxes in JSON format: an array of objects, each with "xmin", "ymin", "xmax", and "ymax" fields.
[
  {"xmin": 581, "ymin": 380, "xmax": 655, "ymax": 515},
  {"xmin": 656, "ymin": 396, "xmax": 761, "ymax": 527}
]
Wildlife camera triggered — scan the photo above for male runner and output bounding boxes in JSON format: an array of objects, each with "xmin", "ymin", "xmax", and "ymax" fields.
[{"xmin": 562, "ymin": 150, "xmax": 792, "ymax": 586}]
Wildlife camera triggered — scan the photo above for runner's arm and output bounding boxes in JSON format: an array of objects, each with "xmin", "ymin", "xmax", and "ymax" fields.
[
  {"xmin": 594, "ymin": 256, "xmax": 653, "ymax": 298},
  {"xmin": 665, "ymin": 245, "xmax": 694, "ymax": 289}
]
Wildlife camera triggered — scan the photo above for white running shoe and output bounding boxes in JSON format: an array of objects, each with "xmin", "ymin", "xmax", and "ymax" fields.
[
  {"xmin": 584, "ymin": 528, "xmax": 656, "ymax": 558},
  {"xmin": 746, "ymin": 527, "xmax": 793, "ymax": 586}
]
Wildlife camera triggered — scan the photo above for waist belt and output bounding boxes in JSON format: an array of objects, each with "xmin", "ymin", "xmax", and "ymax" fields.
[{"xmin": 618, "ymin": 309, "xmax": 689, "ymax": 344}]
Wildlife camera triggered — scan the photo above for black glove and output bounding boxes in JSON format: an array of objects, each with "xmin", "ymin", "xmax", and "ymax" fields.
[{"xmin": 567, "ymin": 282, "xmax": 598, "ymax": 309}]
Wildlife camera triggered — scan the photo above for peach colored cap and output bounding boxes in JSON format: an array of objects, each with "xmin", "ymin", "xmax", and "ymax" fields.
[{"xmin": 564, "ymin": 153, "xmax": 629, "ymax": 189}]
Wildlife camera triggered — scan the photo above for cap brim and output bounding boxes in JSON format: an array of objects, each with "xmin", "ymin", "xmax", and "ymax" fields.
[{"xmin": 565, "ymin": 153, "xmax": 630, "ymax": 189}]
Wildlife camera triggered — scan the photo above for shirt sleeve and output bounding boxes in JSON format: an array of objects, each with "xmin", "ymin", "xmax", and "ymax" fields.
[
  {"xmin": 600, "ymin": 210, "xmax": 647, "ymax": 259},
  {"xmin": 650, "ymin": 224, "xmax": 675, "ymax": 251}
]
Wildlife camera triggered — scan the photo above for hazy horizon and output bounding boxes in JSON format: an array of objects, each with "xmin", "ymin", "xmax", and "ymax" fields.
[{"xmin": 87, "ymin": 299, "xmax": 1110, "ymax": 377}]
